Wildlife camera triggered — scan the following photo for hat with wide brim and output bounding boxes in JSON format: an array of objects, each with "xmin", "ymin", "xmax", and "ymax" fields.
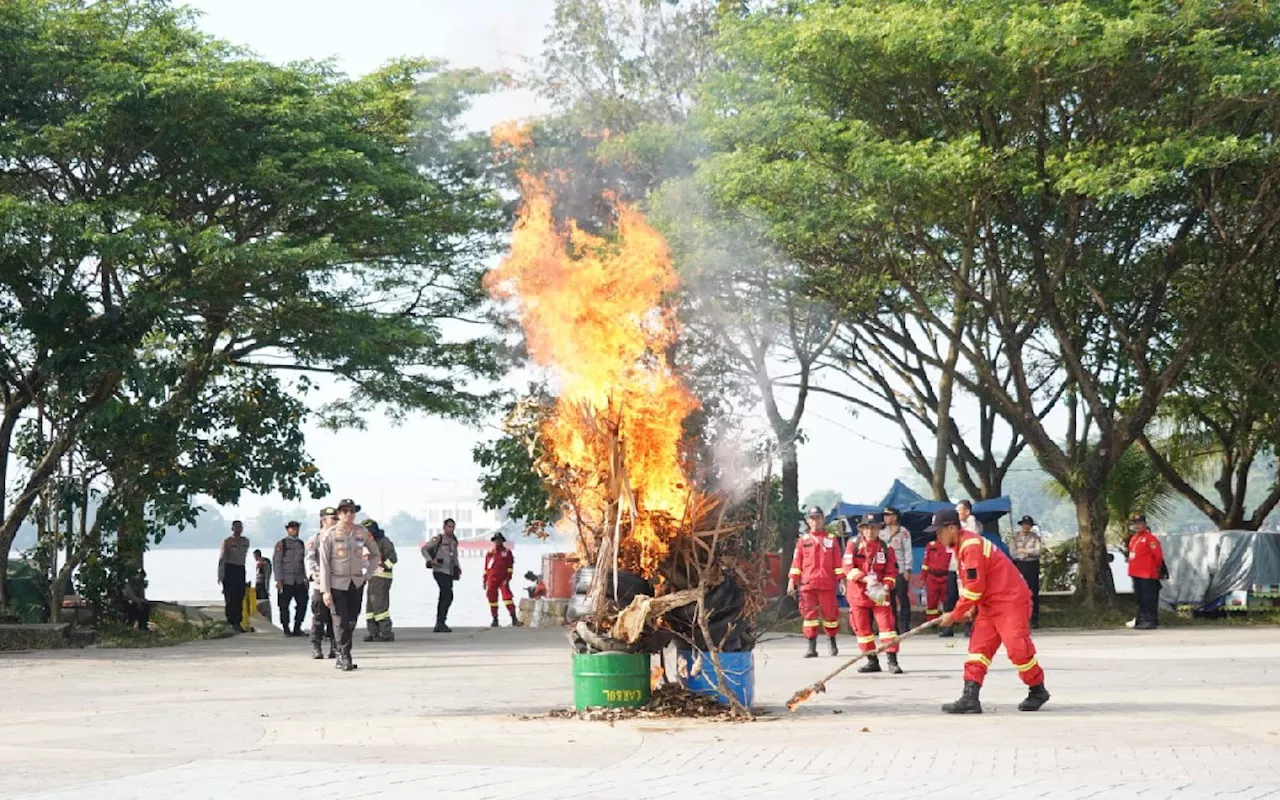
[
  {"xmin": 491, "ymin": 532, "xmax": 506, "ymax": 543},
  {"xmin": 319, "ymin": 507, "xmax": 337, "ymax": 517},
  {"xmin": 925, "ymin": 508, "xmax": 961, "ymax": 532},
  {"xmin": 360, "ymin": 519, "xmax": 383, "ymax": 534},
  {"xmin": 336, "ymin": 498, "xmax": 361, "ymax": 512},
  {"xmin": 1018, "ymin": 515, "xmax": 1036, "ymax": 526},
  {"xmin": 285, "ymin": 520, "xmax": 301, "ymax": 529}
]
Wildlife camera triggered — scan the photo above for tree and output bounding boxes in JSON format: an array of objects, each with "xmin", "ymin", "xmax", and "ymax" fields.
[
  {"xmin": 383, "ymin": 511, "xmax": 426, "ymax": 544},
  {"xmin": 1138, "ymin": 260, "xmax": 1280, "ymax": 530},
  {"xmin": 801, "ymin": 489, "xmax": 841, "ymax": 515},
  {"xmin": 473, "ymin": 389, "xmax": 561, "ymax": 526},
  {"xmin": 0, "ymin": 0, "xmax": 505, "ymax": 607},
  {"xmin": 704, "ymin": 0, "xmax": 1280, "ymax": 604}
]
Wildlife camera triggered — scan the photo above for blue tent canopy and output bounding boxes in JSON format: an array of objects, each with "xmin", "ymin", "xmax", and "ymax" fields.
[{"xmin": 824, "ymin": 480, "xmax": 1012, "ymax": 552}]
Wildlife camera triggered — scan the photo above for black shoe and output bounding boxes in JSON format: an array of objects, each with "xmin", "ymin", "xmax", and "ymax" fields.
[
  {"xmin": 938, "ymin": 627, "xmax": 955, "ymax": 638},
  {"xmin": 339, "ymin": 655, "xmax": 358, "ymax": 672},
  {"xmin": 1134, "ymin": 622, "xmax": 1158, "ymax": 630},
  {"xmin": 827, "ymin": 637, "xmax": 838, "ymax": 657},
  {"xmin": 490, "ymin": 618, "xmax": 499, "ymax": 628},
  {"xmin": 804, "ymin": 639, "xmax": 818, "ymax": 659},
  {"xmin": 942, "ymin": 680, "xmax": 983, "ymax": 714},
  {"xmin": 511, "ymin": 618, "xmax": 523, "ymax": 628},
  {"xmin": 327, "ymin": 648, "xmax": 337, "ymax": 659},
  {"xmin": 1018, "ymin": 683, "xmax": 1050, "ymax": 711},
  {"xmin": 887, "ymin": 653, "xmax": 903, "ymax": 674},
  {"xmin": 1031, "ymin": 620, "xmax": 1040, "ymax": 630},
  {"xmin": 283, "ymin": 629, "xmax": 292, "ymax": 637},
  {"xmin": 293, "ymin": 624, "xmax": 304, "ymax": 637},
  {"xmin": 362, "ymin": 634, "xmax": 378, "ymax": 642},
  {"xmin": 311, "ymin": 643, "xmax": 323, "ymax": 660},
  {"xmin": 381, "ymin": 632, "xmax": 395, "ymax": 642},
  {"xmin": 434, "ymin": 623, "xmax": 452, "ymax": 633},
  {"xmin": 858, "ymin": 655, "xmax": 882, "ymax": 674}
]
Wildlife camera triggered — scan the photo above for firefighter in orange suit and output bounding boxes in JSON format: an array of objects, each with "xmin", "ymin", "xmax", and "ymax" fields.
[
  {"xmin": 930, "ymin": 508, "xmax": 1050, "ymax": 714},
  {"xmin": 844, "ymin": 513, "xmax": 903, "ymax": 674},
  {"xmin": 788, "ymin": 506, "xmax": 844, "ymax": 658},
  {"xmin": 921, "ymin": 536, "xmax": 952, "ymax": 625},
  {"xmin": 484, "ymin": 533, "xmax": 521, "ymax": 628}
]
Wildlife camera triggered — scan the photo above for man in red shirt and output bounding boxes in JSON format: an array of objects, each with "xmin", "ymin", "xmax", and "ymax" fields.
[
  {"xmin": 1126, "ymin": 514, "xmax": 1165, "ymax": 630},
  {"xmin": 931, "ymin": 509, "xmax": 1050, "ymax": 714},
  {"xmin": 921, "ymin": 535, "xmax": 952, "ymax": 626},
  {"xmin": 484, "ymin": 533, "xmax": 521, "ymax": 628},
  {"xmin": 844, "ymin": 513, "xmax": 904, "ymax": 674},
  {"xmin": 788, "ymin": 507, "xmax": 844, "ymax": 658}
]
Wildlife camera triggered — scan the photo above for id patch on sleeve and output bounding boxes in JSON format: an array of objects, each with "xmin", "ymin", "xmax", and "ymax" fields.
[{"xmin": 966, "ymin": 568, "xmax": 978, "ymax": 580}]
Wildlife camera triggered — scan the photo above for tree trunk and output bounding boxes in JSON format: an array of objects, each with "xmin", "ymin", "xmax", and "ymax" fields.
[
  {"xmin": 1072, "ymin": 492, "xmax": 1117, "ymax": 607},
  {"xmin": 779, "ymin": 436, "xmax": 801, "ymax": 574}
]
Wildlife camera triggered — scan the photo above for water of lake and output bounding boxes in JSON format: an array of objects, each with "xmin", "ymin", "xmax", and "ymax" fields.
[{"xmin": 141, "ymin": 540, "xmax": 567, "ymax": 628}]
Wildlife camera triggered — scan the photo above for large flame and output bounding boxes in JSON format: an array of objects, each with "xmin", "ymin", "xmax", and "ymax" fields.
[{"xmin": 486, "ymin": 128, "xmax": 698, "ymax": 576}]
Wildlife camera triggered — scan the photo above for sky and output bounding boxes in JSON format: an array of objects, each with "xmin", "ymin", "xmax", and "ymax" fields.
[{"xmin": 184, "ymin": 0, "xmax": 916, "ymax": 523}]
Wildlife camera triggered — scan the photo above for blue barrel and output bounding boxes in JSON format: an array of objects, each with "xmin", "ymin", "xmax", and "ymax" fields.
[{"xmin": 677, "ymin": 649, "xmax": 754, "ymax": 708}]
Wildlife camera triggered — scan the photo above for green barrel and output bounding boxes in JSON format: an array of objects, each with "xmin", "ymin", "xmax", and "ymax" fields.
[{"xmin": 572, "ymin": 652, "xmax": 651, "ymax": 710}]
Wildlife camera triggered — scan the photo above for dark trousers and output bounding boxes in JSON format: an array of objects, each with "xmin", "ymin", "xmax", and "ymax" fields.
[
  {"xmin": 891, "ymin": 576, "xmax": 912, "ymax": 634},
  {"xmin": 123, "ymin": 600, "xmax": 151, "ymax": 631},
  {"xmin": 1015, "ymin": 560, "xmax": 1041, "ymax": 626},
  {"xmin": 310, "ymin": 588, "xmax": 334, "ymax": 645},
  {"xmin": 434, "ymin": 572, "xmax": 455, "ymax": 626},
  {"xmin": 330, "ymin": 584, "xmax": 364, "ymax": 656},
  {"xmin": 279, "ymin": 583, "xmax": 307, "ymax": 630},
  {"xmin": 365, "ymin": 576, "xmax": 393, "ymax": 638},
  {"xmin": 944, "ymin": 571, "xmax": 967, "ymax": 633},
  {"xmin": 944, "ymin": 571, "xmax": 958, "ymax": 613},
  {"xmin": 222, "ymin": 565, "xmax": 246, "ymax": 628},
  {"xmin": 1133, "ymin": 577, "xmax": 1161, "ymax": 628}
]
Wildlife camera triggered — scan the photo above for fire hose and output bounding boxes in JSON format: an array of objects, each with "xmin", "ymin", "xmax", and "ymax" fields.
[{"xmin": 785, "ymin": 617, "xmax": 942, "ymax": 711}]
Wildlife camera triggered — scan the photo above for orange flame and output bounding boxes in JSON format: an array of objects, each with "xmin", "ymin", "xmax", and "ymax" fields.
[{"xmin": 486, "ymin": 129, "xmax": 698, "ymax": 577}]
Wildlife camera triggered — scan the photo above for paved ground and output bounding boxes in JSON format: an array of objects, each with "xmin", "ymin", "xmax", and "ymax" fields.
[{"xmin": 1, "ymin": 624, "xmax": 1278, "ymax": 799}]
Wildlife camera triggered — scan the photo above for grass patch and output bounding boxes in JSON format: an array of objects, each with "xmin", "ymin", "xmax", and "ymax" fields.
[{"xmin": 96, "ymin": 613, "xmax": 233, "ymax": 649}]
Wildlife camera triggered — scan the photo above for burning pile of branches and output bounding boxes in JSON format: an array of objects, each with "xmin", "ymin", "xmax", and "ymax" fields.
[{"xmin": 486, "ymin": 123, "xmax": 766, "ymax": 717}]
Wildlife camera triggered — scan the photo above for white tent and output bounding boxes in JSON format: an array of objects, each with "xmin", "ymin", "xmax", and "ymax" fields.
[{"xmin": 1159, "ymin": 531, "xmax": 1280, "ymax": 611}]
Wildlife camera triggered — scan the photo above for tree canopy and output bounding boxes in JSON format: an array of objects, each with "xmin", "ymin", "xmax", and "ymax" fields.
[{"xmin": 0, "ymin": 0, "xmax": 505, "ymax": 609}]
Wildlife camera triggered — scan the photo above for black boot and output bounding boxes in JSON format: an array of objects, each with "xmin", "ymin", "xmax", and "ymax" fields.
[
  {"xmin": 293, "ymin": 621, "xmax": 304, "ymax": 637},
  {"xmin": 887, "ymin": 653, "xmax": 903, "ymax": 674},
  {"xmin": 1018, "ymin": 683, "xmax": 1050, "ymax": 711},
  {"xmin": 827, "ymin": 637, "xmax": 838, "ymax": 657},
  {"xmin": 942, "ymin": 680, "xmax": 983, "ymax": 714},
  {"xmin": 339, "ymin": 653, "xmax": 357, "ymax": 672},
  {"xmin": 938, "ymin": 627, "xmax": 955, "ymax": 638},
  {"xmin": 858, "ymin": 655, "xmax": 882, "ymax": 673},
  {"xmin": 511, "ymin": 614, "xmax": 523, "ymax": 628},
  {"xmin": 327, "ymin": 642, "xmax": 336, "ymax": 659},
  {"xmin": 804, "ymin": 638, "xmax": 818, "ymax": 658},
  {"xmin": 490, "ymin": 617, "xmax": 499, "ymax": 628},
  {"xmin": 311, "ymin": 640, "xmax": 323, "ymax": 660}
]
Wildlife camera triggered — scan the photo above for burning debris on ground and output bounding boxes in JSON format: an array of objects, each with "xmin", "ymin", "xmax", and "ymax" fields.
[
  {"xmin": 532, "ymin": 684, "xmax": 763, "ymax": 723},
  {"xmin": 486, "ymin": 122, "xmax": 767, "ymax": 719}
]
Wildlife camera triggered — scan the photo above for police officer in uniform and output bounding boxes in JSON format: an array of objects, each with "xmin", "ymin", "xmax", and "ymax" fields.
[
  {"xmin": 306, "ymin": 507, "xmax": 338, "ymax": 659},
  {"xmin": 317, "ymin": 498, "xmax": 382, "ymax": 671},
  {"xmin": 361, "ymin": 519, "xmax": 398, "ymax": 642}
]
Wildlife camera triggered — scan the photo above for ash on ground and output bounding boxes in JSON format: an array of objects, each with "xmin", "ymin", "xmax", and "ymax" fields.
[{"xmin": 524, "ymin": 684, "xmax": 762, "ymax": 723}]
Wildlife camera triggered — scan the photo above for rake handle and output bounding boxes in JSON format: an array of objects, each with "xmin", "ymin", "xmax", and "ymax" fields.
[{"xmin": 786, "ymin": 616, "xmax": 941, "ymax": 711}]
